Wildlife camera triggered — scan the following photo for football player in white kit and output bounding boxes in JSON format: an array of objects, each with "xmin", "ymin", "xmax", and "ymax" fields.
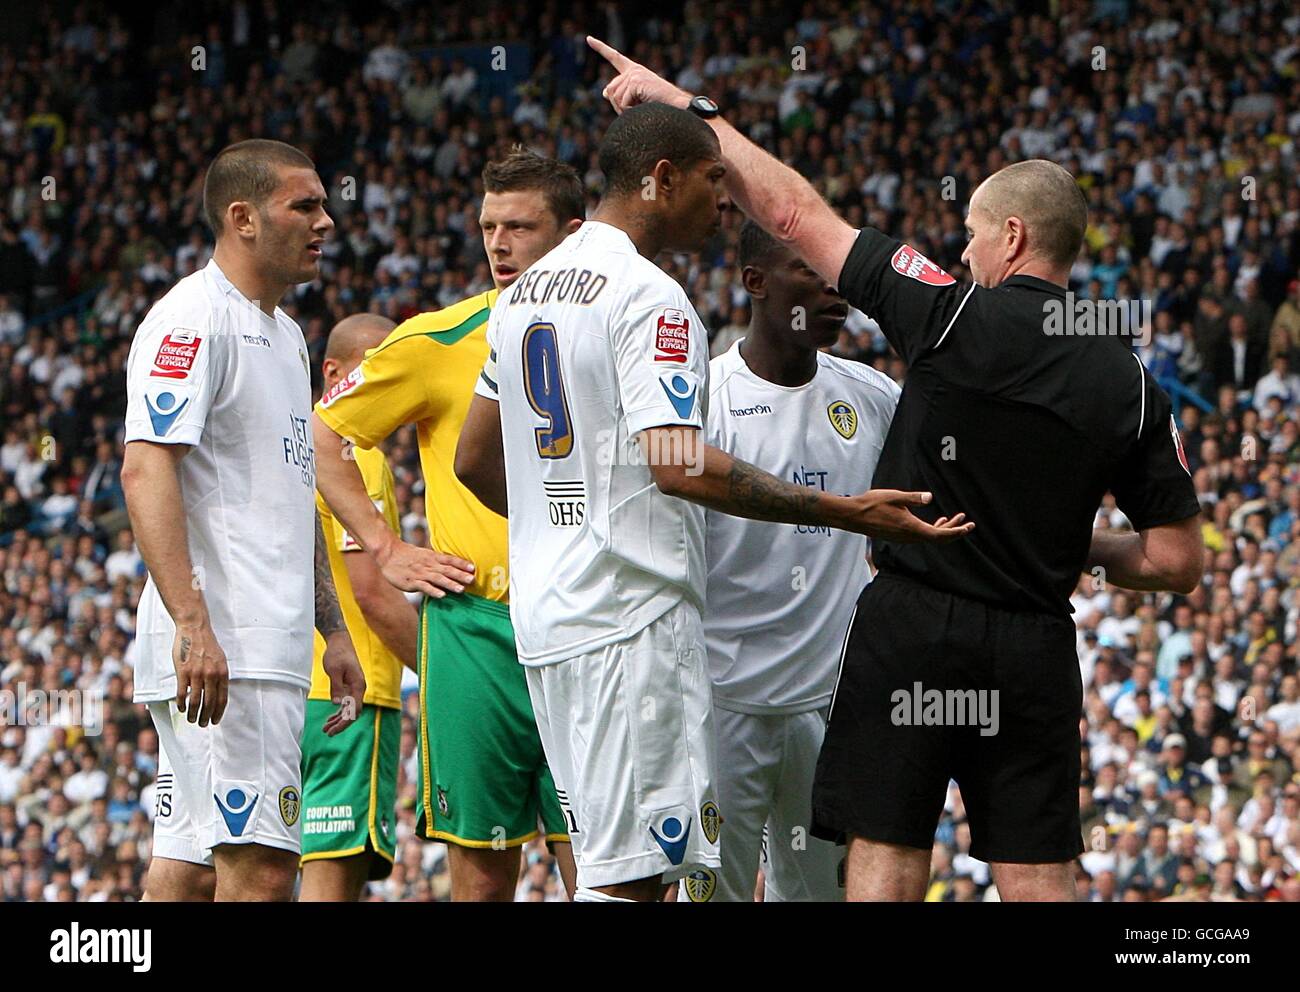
[
  {"xmin": 123, "ymin": 140, "xmax": 366, "ymax": 901},
  {"xmin": 456, "ymin": 104, "xmax": 970, "ymax": 902},
  {"xmin": 688, "ymin": 221, "xmax": 900, "ymax": 902}
]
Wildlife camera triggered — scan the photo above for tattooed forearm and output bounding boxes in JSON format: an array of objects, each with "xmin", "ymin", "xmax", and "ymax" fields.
[
  {"xmin": 314, "ymin": 517, "xmax": 347, "ymax": 636},
  {"xmin": 724, "ymin": 457, "xmax": 823, "ymax": 525}
]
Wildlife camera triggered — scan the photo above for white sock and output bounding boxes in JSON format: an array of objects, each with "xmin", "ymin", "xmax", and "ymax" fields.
[{"xmin": 574, "ymin": 886, "xmax": 635, "ymax": 903}]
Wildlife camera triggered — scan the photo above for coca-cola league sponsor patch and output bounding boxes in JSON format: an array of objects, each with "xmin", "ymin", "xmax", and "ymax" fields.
[
  {"xmin": 654, "ymin": 308, "xmax": 690, "ymax": 364},
  {"xmin": 1171, "ymin": 414, "xmax": 1190, "ymax": 475},
  {"xmin": 319, "ymin": 365, "xmax": 365, "ymax": 408},
  {"xmin": 150, "ymin": 329, "xmax": 202, "ymax": 379},
  {"xmin": 890, "ymin": 245, "xmax": 956, "ymax": 286}
]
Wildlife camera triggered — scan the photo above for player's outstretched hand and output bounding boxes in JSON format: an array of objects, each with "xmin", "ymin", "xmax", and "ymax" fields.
[
  {"xmin": 172, "ymin": 619, "xmax": 228, "ymax": 728},
  {"xmin": 321, "ymin": 630, "xmax": 367, "ymax": 737},
  {"xmin": 587, "ymin": 36, "xmax": 691, "ymax": 113},
  {"xmin": 377, "ymin": 539, "xmax": 475, "ymax": 599},
  {"xmin": 846, "ymin": 490, "xmax": 975, "ymax": 544}
]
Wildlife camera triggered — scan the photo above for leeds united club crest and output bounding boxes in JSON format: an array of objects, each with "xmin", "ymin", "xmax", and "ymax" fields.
[
  {"xmin": 827, "ymin": 400, "xmax": 858, "ymax": 439},
  {"xmin": 278, "ymin": 786, "xmax": 301, "ymax": 827}
]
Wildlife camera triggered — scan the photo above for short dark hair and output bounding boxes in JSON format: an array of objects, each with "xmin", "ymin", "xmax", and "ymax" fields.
[
  {"xmin": 202, "ymin": 139, "xmax": 316, "ymax": 237},
  {"xmin": 738, "ymin": 218, "xmax": 785, "ymax": 269},
  {"xmin": 482, "ymin": 148, "xmax": 585, "ymax": 225},
  {"xmin": 597, "ymin": 102, "xmax": 719, "ymax": 196}
]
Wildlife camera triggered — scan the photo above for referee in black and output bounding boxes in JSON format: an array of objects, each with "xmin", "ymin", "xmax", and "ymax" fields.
[{"xmin": 590, "ymin": 38, "xmax": 1205, "ymax": 901}]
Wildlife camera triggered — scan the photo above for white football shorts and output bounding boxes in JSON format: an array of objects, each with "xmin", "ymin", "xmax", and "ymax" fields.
[
  {"xmin": 682, "ymin": 706, "xmax": 843, "ymax": 902},
  {"xmin": 148, "ymin": 679, "xmax": 307, "ymax": 865},
  {"xmin": 526, "ymin": 602, "xmax": 721, "ymax": 889}
]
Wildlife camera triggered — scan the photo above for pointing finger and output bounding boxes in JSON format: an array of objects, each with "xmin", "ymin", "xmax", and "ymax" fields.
[{"xmin": 587, "ymin": 35, "xmax": 630, "ymax": 71}]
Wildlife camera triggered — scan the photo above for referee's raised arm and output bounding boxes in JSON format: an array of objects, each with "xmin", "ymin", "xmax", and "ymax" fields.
[
  {"xmin": 587, "ymin": 37, "xmax": 857, "ymax": 288},
  {"xmin": 587, "ymin": 37, "xmax": 972, "ymax": 365}
]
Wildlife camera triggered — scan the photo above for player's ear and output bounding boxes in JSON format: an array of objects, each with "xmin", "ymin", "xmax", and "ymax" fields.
[
  {"xmin": 741, "ymin": 264, "xmax": 766, "ymax": 299},
  {"xmin": 1005, "ymin": 215, "xmax": 1026, "ymax": 260},
  {"xmin": 651, "ymin": 158, "xmax": 675, "ymax": 197},
  {"xmin": 226, "ymin": 200, "xmax": 257, "ymax": 241},
  {"xmin": 564, "ymin": 217, "xmax": 583, "ymax": 236}
]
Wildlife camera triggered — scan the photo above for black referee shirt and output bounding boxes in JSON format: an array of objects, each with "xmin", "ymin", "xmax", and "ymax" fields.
[{"xmin": 838, "ymin": 229, "xmax": 1201, "ymax": 616}]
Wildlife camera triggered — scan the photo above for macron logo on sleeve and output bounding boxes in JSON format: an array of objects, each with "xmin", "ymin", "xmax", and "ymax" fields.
[{"xmin": 145, "ymin": 392, "xmax": 189, "ymax": 437}]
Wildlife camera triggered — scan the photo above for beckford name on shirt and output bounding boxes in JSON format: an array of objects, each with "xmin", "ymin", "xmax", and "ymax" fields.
[{"xmin": 505, "ymin": 266, "xmax": 610, "ymax": 308}]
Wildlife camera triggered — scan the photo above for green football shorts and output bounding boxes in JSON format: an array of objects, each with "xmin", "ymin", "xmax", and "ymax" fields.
[
  {"xmin": 300, "ymin": 699, "xmax": 400, "ymax": 879},
  {"xmin": 415, "ymin": 592, "xmax": 569, "ymax": 848}
]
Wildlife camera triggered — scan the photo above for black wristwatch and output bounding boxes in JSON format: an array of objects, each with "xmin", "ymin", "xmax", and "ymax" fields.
[{"xmin": 687, "ymin": 95, "xmax": 720, "ymax": 119}]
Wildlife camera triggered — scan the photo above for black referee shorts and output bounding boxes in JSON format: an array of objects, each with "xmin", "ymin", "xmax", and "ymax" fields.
[{"xmin": 811, "ymin": 571, "xmax": 1085, "ymax": 864}]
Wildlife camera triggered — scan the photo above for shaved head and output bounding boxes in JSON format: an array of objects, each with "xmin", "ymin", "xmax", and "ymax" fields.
[
  {"xmin": 325, "ymin": 313, "xmax": 396, "ymax": 370},
  {"xmin": 203, "ymin": 138, "xmax": 316, "ymax": 237},
  {"xmin": 970, "ymin": 160, "xmax": 1087, "ymax": 269}
]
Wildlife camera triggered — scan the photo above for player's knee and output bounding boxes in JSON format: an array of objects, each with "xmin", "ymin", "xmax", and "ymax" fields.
[
  {"xmin": 450, "ymin": 846, "xmax": 519, "ymax": 901},
  {"xmin": 143, "ymin": 859, "xmax": 216, "ymax": 901},
  {"xmin": 299, "ymin": 857, "xmax": 369, "ymax": 902},
  {"xmin": 460, "ymin": 860, "xmax": 516, "ymax": 902},
  {"xmin": 215, "ymin": 845, "xmax": 299, "ymax": 901},
  {"xmin": 844, "ymin": 836, "xmax": 929, "ymax": 901},
  {"xmin": 466, "ymin": 876, "xmax": 514, "ymax": 901},
  {"xmin": 236, "ymin": 863, "xmax": 298, "ymax": 901},
  {"xmin": 191, "ymin": 870, "xmax": 218, "ymax": 901},
  {"xmin": 989, "ymin": 861, "xmax": 1075, "ymax": 902}
]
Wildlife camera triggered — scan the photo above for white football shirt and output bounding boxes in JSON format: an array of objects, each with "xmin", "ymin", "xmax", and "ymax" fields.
[
  {"xmin": 124, "ymin": 259, "xmax": 317, "ymax": 702},
  {"xmin": 476, "ymin": 221, "xmax": 710, "ymax": 665},
  {"xmin": 704, "ymin": 341, "xmax": 900, "ymax": 713}
]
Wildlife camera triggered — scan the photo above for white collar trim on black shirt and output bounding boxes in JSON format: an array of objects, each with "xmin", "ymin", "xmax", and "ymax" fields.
[
  {"xmin": 1133, "ymin": 352, "xmax": 1146, "ymax": 438},
  {"xmin": 932, "ymin": 283, "xmax": 977, "ymax": 351}
]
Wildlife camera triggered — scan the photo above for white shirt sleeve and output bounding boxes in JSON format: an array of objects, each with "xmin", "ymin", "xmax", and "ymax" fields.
[
  {"xmin": 473, "ymin": 310, "xmax": 500, "ymax": 402},
  {"xmin": 612, "ymin": 279, "xmax": 709, "ymax": 436},
  {"xmin": 704, "ymin": 355, "xmax": 728, "ymax": 447},
  {"xmin": 123, "ymin": 308, "xmax": 223, "ymax": 446}
]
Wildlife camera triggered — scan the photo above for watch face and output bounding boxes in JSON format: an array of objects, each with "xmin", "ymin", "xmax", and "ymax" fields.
[{"xmin": 692, "ymin": 96, "xmax": 719, "ymax": 115}]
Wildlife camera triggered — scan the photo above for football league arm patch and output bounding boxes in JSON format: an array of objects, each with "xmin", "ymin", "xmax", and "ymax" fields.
[
  {"xmin": 124, "ymin": 321, "xmax": 219, "ymax": 446},
  {"xmin": 836, "ymin": 228, "xmax": 969, "ymax": 364}
]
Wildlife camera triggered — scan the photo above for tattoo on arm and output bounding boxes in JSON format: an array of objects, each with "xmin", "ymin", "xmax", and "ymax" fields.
[
  {"xmin": 179, "ymin": 636, "xmax": 191, "ymax": 664},
  {"xmin": 724, "ymin": 458, "xmax": 822, "ymax": 525},
  {"xmin": 314, "ymin": 517, "xmax": 347, "ymax": 637}
]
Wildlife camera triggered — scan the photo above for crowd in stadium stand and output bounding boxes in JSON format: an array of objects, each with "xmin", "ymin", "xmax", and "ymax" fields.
[{"xmin": 2, "ymin": 0, "xmax": 1300, "ymax": 902}]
